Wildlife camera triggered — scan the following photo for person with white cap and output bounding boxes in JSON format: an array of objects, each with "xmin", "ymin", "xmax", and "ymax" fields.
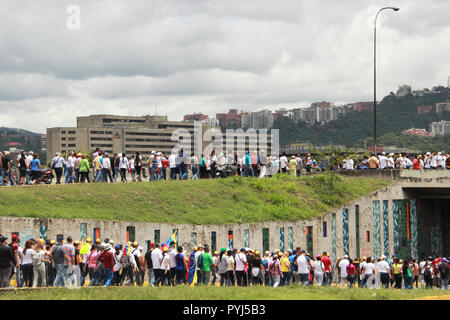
[
  {"xmin": 97, "ymin": 243, "xmax": 114, "ymax": 286},
  {"xmin": 437, "ymin": 152, "xmax": 445, "ymax": 169},
  {"xmin": 25, "ymin": 151, "xmax": 34, "ymax": 185},
  {"xmin": 338, "ymin": 254, "xmax": 350, "ymax": 288},
  {"xmin": 424, "ymin": 152, "xmax": 431, "ymax": 169},
  {"xmin": 379, "ymin": 152, "xmax": 388, "ymax": 170},
  {"xmin": 430, "ymin": 152, "xmax": 438, "ymax": 169},
  {"xmin": 169, "ymin": 150, "xmax": 177, "ymax": 180},
  {"xmin": 387, "ymin": 153, "xmax": 395, "ymax": 169},
  {"xmin": 50, "ymin": 152, "xmax": 65, "ymax": 184}
]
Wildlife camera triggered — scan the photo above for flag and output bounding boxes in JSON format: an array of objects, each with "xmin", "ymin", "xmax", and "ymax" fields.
[
  {"xmin": 162, "ymin": 230, "xmax": 178, "ymax": 250},
  {"xmin": 188, "ymin": 251, "xmax": 197, "ymax": 285}
]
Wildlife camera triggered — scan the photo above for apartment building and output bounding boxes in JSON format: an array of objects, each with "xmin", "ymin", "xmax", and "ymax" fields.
[{"xmin": 429, "ymin": 120, "xmax": 450, "ymax": 136}]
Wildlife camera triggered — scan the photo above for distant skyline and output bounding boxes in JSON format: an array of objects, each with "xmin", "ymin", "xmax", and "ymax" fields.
[{"xmin": 0, "ymin": 0, "xmax": 449, "ymax": 133}]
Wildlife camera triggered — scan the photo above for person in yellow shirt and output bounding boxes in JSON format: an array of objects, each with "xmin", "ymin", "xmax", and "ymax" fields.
[
  {"xmin": 280, "ymin": 252, "xmax": 291, "ymax": 286},
  {"xmin": 392, "ymin": 258, "xmax": 403, "ymax": 289},
  {"xmin": 79, "ymin": 237, "xmax": 92, "ymax": 286},
  {"xmin": 288, "ymin": 156, "xmax": 297, "ymax": 177}
]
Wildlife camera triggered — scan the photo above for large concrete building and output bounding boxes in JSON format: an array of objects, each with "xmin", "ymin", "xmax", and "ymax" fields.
[
  {"xmin": 47, "ymin": 114, "xmax": 276, "ymax": 161},
  {"xmin": 47, "ymin": 115, "xmax": 198, "ymax": 161}
]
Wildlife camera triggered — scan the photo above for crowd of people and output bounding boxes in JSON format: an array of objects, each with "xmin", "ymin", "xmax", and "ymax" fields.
[
  {"xmin": 0, "ymin": 234, "xmax": 448, "ymax": 290},
  {"xmin": 1, "ymin": 148, "xmax": 449, "ymax": 186}
]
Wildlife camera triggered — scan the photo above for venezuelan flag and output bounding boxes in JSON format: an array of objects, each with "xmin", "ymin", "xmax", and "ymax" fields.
[{"xmin": 162, "ymin": 230, "xmax": 178, "ymax": 250}]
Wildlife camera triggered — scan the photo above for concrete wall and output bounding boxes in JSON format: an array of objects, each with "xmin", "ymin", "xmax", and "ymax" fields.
[
  {"xmin": 1, "ymin": 171, "xmax": 448, "ymax": 259},
  {"xmin": 0, "ymin": 184, "xmax": 404, "ymax": 258}
]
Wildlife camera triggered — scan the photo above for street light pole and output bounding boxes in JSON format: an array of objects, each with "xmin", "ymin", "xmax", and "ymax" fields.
[{"xmin": 373, "ymin": 7, "xmax": 399, "ymax": 156}]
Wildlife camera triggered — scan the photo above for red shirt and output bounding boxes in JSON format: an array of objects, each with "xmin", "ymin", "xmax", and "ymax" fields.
[
  {"xmin": 162, "ymin": 159, "xmax": 168, "ymax": 168},
  {"xmin": 412, "ymin": 159, "xmax": 421, "ymax": 170},
  {"xmin": 346, "ymin": 264, "xmax": 356, "ymax": 275},
  {"xmin": 321, "ymin": 256, "xmax": 332, "ymax": 272},
  {"xmin": 98, "ymin": 251, "xmax": 114, "ymax": 269}
]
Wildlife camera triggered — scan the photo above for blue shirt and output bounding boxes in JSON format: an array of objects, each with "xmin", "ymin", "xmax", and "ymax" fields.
[
  {"xmin": 289, "ymin": 254, "xmax": 297, "ymax": 272},
  {"xmin": 175, "ymin": 253, "xmax": 185, "ymax": 270},
  {"xmin": 30, "ymin": 159, "xmax": 40, "ymax": 171},
  {"xmin": 244, "ymin": 154, "xmax": 250, "ymax": 166}
]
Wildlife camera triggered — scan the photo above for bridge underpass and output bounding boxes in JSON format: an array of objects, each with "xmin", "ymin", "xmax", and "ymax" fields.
[{"xmin": 402, "ymin": 187, "xmax": 450, "ymax": 259}]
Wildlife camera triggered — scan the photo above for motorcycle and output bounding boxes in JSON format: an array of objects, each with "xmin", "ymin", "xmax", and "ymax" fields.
[
  {"xmin": 216, "ymin": 164, "xmax": 237, "ymax": 178},
  {"xmin": 33, "ymin": 168, "xmax": 54, "ymax": 184}
]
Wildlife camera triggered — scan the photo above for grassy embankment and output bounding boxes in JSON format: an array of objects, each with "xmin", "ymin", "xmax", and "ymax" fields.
[
  {"xmin": 0, "ymin": 286, "xmax": 448, "ymax": 300},
  {"xmin": 0, "ymin": 174, "xmax": 391, "ymax": 224}
]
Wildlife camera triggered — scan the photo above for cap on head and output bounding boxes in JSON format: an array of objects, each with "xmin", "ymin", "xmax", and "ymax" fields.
[
  {"xmin": 50, "ymin": 240, "xmax": 55, "ymax": 244},
  {"xmin": 86, "ymin": 237, "xmax": 92, "ymax": 242},
  {"xmin": 163, "ymin": 247, "xmax": 168, "ymax": 252},
  {"xmin": 96, "ymin": 239, "xmax": 101, "ymax": 243}
]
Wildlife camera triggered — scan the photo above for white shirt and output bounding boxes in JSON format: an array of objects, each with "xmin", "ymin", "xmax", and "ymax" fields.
[
  {"xmin": 364, "ymin": 262, "xmax": 375, "ymax": 275},
  {"xmin": 194, "ymin": 250, "xmax": 203, "ymax": 271},
  {"xmin": 419, "ymin": 261, "xmax": 426, "ymax": 274},
  {"xmin": 345, "ymin": 159, "xmax": 354, "ymax": 170},
  {"xmin": 191, "ymin": 156, "xmax": 198, "ymax": 166},
  {"xmin": 151, "ymin": 248, "xmax": 162, "ymax": 269},
  {"xmin": 313, "ymin": 260, "xmax": 324, "ymax": 274},
  {"xmin": 430, "ymin": 155, "xmax": 437, "ymax": 168},
  {"xmin": 279, "ymin": 156, "xmax": 288, "ymax": 169},
  {"xmin": 160, "ymin": 254, "xmax": 169, "ymax": 270},
  {"xmin": 113, "ymin": 252, "xmax": 123, "ymax": 272},
  {"xmin": 360, "ymin": 261, "xmax": 366, "ymax": 272},
  {"xmin": 377, "ymin": 260, "xmax": 389, "ymax": 273},
  {"xmin": 169, "ymin": 154, "xmax": 177, "ymax": 168},
  {"xmin": 169, "ymin": 248, "xmax": 177, "ymax": 269},
  {"xmin": 297, "ymin": 255, "xmax": 309, "ymax": 274},
  {"xmin": 405, "ymin": 157, "xmax": 413, "ymax": 168},
  {"xmin": 157, "ymin": 156, "xmax": 162, "ymax": 168},
  {"xmin": 24, "ymin": 155, "xmax": 33, "ymax": 170},
  {"xmin": 235, "ymin": 252, "xmax": 247, "ymax": 271},
  {"xmin": 129, "ymin": 158, "xmax": 135, "ymax": 169},
  {"xmin": 379, "ymin": 156, "xmax": 388, "ymax": 169},
  {"xmin": 67, "ymin": 156, "xmax": 76, "ymax": 168},
  {"xmin": 424, "ymin": 156, "xmax": 431, "ymax": 168},
  {"xmin": 22, "ymin": 248, "xmax": 35, "ymax": 265},
  {"xmin": 339, "ymin": 259, "xmax": 350, "ymax": 277},
  {"xmin": 438, "ymin": 155, "xmax": 445, "ymax": 167},
  {"xmin": 387, "ymin": 157, "xmax": 395, "ymax": 168},
  {"xmin": 119, "ymin": 157, "xmax": 129, "ymax": 169},
  {"xmin": 102, "ymin": 157, "xmax": 111, "ymax": 169}
]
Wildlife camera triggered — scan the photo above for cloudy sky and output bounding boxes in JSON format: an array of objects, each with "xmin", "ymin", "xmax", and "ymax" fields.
[{"xmin": 0, "ymin": 0, "xmax": 449, "ymax": 133}]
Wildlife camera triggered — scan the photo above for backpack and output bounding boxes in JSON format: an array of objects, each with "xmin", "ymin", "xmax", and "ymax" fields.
[
  {"xmin": 32, "ymin": 251, "xmax": 42, "ymax": 267},
  {"xmin": 135, "ymin": 156, "xmax": 141, "ymax": 167},
  {"xmin": 197, "ymin": 253, "xmax": 204, "ymax": 270},
  {"xmin": 291, "ymin": 255, "xmax": 298, "ymax": 269}
]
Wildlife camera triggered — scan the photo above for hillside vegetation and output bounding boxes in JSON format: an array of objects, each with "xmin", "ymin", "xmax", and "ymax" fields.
[
  {"xmin": 274, "ymin": 86, "xmax": 450, "ymax": 148},
  {"xmin": 0, "ymin": 174, "xmax": 390, "ymax": 224}
]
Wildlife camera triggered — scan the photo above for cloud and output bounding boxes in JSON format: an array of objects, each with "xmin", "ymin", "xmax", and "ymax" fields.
[{"xmin": 0, "ymin": 0, "xmax": 448, "ymax": 133}]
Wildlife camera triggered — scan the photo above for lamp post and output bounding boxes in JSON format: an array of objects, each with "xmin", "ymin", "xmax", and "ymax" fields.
[{"xmin": 373, "ymin": 7, "xmax": 399, "ymax": 155}]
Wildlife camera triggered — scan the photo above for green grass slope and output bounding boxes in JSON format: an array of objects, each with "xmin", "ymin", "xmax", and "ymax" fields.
[{"xmin": 0, "ymin": 174, "xmax": 390, "ymax": 224}]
